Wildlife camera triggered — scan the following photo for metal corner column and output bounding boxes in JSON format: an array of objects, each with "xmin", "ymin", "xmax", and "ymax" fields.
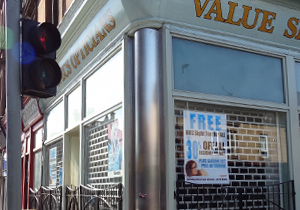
[{"xmin": 134, "ymin": 28, "xmax": 166, "ymax": 210}]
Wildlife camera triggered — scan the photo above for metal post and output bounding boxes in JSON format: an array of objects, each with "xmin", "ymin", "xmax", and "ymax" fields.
[
  {"xmin": 134, "ymin": 28, "xmax": 166, "ymax": 210},
  {"xmin": 5, "ymin": 0, "xmax": 22, "ymax": 209}
]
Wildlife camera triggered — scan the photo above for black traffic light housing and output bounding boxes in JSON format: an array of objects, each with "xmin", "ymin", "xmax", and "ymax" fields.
[{"xmin": 21, "ymin": 19, "xmax": 62, "ymax": 98}]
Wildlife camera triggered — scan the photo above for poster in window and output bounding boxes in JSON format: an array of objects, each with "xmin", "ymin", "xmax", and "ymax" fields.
[
  {"xmin": 108, "ymin": 120, "xmax": 122, "ymax": 177},
  {"xmin": 49, "ymin": 147, "xmax": 57, "ymax": 188},
  {"xmin": 184, "ymin": 111, "xmax": 229, "ymax": 184},
  {"xmin": 59, "ymin": 167, "xmax": 63, "ymax": 185}
]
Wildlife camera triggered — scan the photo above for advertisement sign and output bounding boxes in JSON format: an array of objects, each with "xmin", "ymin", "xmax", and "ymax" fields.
[
  {"xmin": 49, "ymin": 147, "xmax": 57, "ymax": 188},
  {"xmin": 108, "ymin": 120, "xmax": 123, "ymax": 177},
  {"xmin": 184, "ymin": 110, "xmax": 229, "ymax": 184}
]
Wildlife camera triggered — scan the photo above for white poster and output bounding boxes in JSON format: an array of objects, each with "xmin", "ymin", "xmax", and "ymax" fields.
[
  {"xmin": 49, "ymin": 147, "xmax": 57, "ymax": 188},
  {"xmin": 184, "ymin": 111, "xmax": 229, "ymax": 184}
]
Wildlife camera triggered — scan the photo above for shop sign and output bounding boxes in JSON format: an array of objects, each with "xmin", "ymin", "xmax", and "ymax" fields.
[
  {"xmin": 22, "ymin": 98, "xmax": 41, "ymax": 128},
  {"xmin": 59, "ymin": 8, "xmax": 116, "ymax": 87},
  {"xmin": 184, "ymin": 110, "xmax": 229, "ymax": 184},
  {"xmin": 49, "ymin": 147, "xmax": 57, "ymax": 188},
  {"xmin": 193, "ymin": 0, "xmax": 300, "ymax": 41}
]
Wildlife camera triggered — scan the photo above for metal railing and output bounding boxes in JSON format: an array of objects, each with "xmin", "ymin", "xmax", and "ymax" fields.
[
  {"xmin": 175, "ymin": 180, "xmax": 295, "ymax": 210},
  {"xmin": 29, "ymin": 186, "xmax": 62, "ymax": 210},
  {"xmin": 65, "ymin": 183, "xmax": 123, "ymax": 210},
  {"xmin": 65, "ymin": 185, "xmax": 79, "ymax": 210}
]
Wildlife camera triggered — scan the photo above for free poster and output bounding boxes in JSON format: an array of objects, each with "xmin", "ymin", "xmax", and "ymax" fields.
[{"xmin": 184, "ymin": 111, "xmax": 229, "ymax": 184}]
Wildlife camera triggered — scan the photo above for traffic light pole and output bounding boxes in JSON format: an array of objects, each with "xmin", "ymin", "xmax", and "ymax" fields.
[{"xmin": 5, "ymin": 0, "xmax": 22, "ymax": 209}]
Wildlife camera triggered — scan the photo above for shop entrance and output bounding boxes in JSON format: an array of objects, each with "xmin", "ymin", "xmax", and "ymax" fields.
[{"xmin": 65, "ymin": 127, "xmax": 80, "ymax": 187}]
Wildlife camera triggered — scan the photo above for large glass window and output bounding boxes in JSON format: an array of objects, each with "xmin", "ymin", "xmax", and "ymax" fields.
[
  {"xmin": 85, "ymin": 51, "xmax": 123, "ymax": 117},
  {"xmin": 172, "ymin": 38, "xmax": 284, "ymax": 103},
  {"xmin": 175, "ymin": 101, "xmax": 290, "ymax": 208},
  {"xmin": 84, "ymin": 108, "xmax": 123, "ymax": 188},
  {"xmin": 45, "ymin": 140, "xmax": 63, "ymax": 188},
  {"xmin": 33, "ymin": 150, "xmax": 42, "ymax": 189},
  {"xmin": 67, "ymin": 87, "xmax": 81, "ymax": 128},
  {"xmin": 295, "ymin": 62, "xmax": 300, "ymax": 105},
  {"xmin": 33, "ymin": 129, "xmax": 43, "ymax": 189},
  {"xmin": 46, "ymin": 102, "xmax": 64, "ymax": 140},
  {"xmin": 34, "ymin": 128, "xmax": 43, "ymax": 149}
]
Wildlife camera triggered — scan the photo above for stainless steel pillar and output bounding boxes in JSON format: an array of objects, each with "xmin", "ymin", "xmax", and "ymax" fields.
[{"xmin": 134, "ymin": 28, "xmax": 166, "ymax": 210}]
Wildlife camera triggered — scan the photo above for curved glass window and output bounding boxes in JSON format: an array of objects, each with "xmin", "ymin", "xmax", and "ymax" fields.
[{"xmin": 173, "ymin": 38, "xmax": 284, "ymax": 103}]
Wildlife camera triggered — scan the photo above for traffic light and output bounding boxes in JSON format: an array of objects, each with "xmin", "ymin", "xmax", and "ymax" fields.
[{"xmin": 21, "ymin": 19, "xmax": 62, "ymax": 98}]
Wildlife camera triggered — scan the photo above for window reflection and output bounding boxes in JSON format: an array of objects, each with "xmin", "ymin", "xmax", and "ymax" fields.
[
  {"xmin": 34, "ymin": 128, "xmax": 43, "ymax": 149},
  {"xmin": 173, "ymin": 38, "xmax": 284, "ymax": 103},
  {"xmin": 68, "ymin": 87, "xmax": 81, "ymax": 128},
  {"xmin": 47, "ymin": 102, "xmax": 64, "ymax": 140},
  {"xmin": 85, "ymin": 51, "xmax": 123, "ymax": 117}
]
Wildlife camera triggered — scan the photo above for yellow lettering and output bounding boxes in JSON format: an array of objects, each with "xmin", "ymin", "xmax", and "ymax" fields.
[
  {"xmin": 92, "ymin": 27, "xmax": 100, "ymax": 47},
  {"xmin": 283, "ymin": 17, "xmax": 299, "ymax": 39},
  {"xmin": 80, "ymin": 48, "xmax": 86, "ymax": 60},
  {"xmin": 194, "ymin": 0, "xmax": 210, "ymax": 17},
  {"xmin": 241, "ymin": 6, "xmax": 262, "ymax": 29},
  {"xmin": 258, "ymin": 10, "xmax": 276, "ymax": 33},
  {"xmin": 65, "ymin": 62, "xmax": 72, "ymax": 75},
  {"xmin": 84, "ymin": 45, "xmax": 90, "ymax": 56},
  {"xmin": 204, "ymin": 0, "xmax": 224, "ymax": 22},
  {"xmin": 86, "ymin": 41, "xmax": 94, "ymax": 52},
  {"xmin": 296, "ymin": 29, "xmax": 300, "ymax": 40},
  {"xmin": 74, "ymin": 53, "xmax": 80, "ymax": 65},
  {"xmin": 70, "ymin": 56, "xmax": 78, "ymax": 69},
  {"xmin": 225, "ymin": 1, "xmax": 241, "ymax": 26},
  {"xmin": 95, "ymin": 24, "xmax": 107, "ymax": 41},
  {"xmin": 104, "ymin": 9, "xmax": 116, "ymax": 30},
  {"xmin": 61, "ymin": 65, "xmax": 69, "ymax": 81}
]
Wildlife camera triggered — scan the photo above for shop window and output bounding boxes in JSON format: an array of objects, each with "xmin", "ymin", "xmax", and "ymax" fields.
[
  {"xmin": 175, "ymin": 100, "xmax": 290, "ymax": 204},
  {"xmin": 67, "ymin": 87, "xmax": 81, "ymax": 128},
  {"xmin": 172, "ymin": 38, "xmax": 284, "ymax": 103},
  {"xmin": 33, "ymin": 150, "xmax": 42, "ymax": 190},
  {"xmin": 34, "ymin": 128, "xmax": 43, "ymax": 149},
  {"xmin": 85, "ymin": 51, "xmax": 123, "ymax": 118},
  {"xmin": 33, "ymin": 128, "xmax": 43, "ymax": 190},
  {"xmin": 45, "ymin": 140, "xmax": 63, "ymax": 188},
  {"xmin": 46, "ymin": 102, "xmax": 64, "ymax": 140},
  {"xmin": 26, "ymin": 137, "xmax": 30, "ymax": 155},
  {"xmin": 84, "ymin": 108, "xmax": 123, "ymax": 188},
  {"xmin": 295, "ymin": 62, "xmax": 300, "ymax": 106}
]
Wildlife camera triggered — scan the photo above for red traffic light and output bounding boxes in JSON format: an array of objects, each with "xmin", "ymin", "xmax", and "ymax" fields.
[
  {"xmin": 21, "ymin": 19, "xmax": 62, "ymax": 98},
  {"xmin": 29, "ymin": 22, "xmax": 61, "ymax": 54}
]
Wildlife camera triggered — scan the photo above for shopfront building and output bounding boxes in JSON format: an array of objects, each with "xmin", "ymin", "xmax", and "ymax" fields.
[{"xmin": 31, "ymin": 0, "xmax": 300, "ymax": 209}]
